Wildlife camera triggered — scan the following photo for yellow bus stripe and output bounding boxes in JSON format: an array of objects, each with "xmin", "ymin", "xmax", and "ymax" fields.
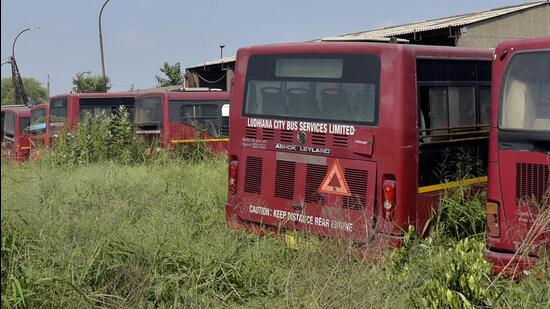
[
  {"xmin": 20, "ymin": 146, "xmax": 31, "ymax": 150},
  {"xmin": 418, "ymin": 176, "xmax": 487, "ymax": 194},
  {"xmin": 171, "ymin": 138, "xmax": 229, "ymax": 144}
]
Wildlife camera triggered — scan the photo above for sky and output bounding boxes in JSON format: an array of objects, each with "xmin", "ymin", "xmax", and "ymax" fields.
[{"xmin": 1, "ymin": 0, "xmax": 527, "ymax": 95}]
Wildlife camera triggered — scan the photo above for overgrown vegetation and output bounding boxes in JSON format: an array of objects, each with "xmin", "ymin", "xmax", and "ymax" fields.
[
  {"xmin": 46, "ymin": 107, "xmax": 146, "ymax": 165},
  {"xmin": 2, "ymin": 158, "xmax": 548, "ymax": 307},
  {"xmin": 2, "ymin": 117, "xmax": 548, "ymax": 307}
]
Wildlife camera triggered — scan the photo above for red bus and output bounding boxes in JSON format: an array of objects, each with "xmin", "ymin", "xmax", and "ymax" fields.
[
  {"xmin": 29, "ymin": 103, "xmax": 50, "ymax": 155},
  {"xmin": 485, "ymin": 37, "xmax": 550, "ymax": 276},
  {"xmin": 226, "ymin": 42, "xmax": 492, "ymax": 245},
  {"xmin": 1, "ymin": 105, "xmax": 31, "ymax": 162},
  {"xmin": 134, "ymin": 90, "xmax": 230, "ymax": 152},
  {"xmin": 48, "ymin": 92, "xmax": 137, "ymax": 141}
]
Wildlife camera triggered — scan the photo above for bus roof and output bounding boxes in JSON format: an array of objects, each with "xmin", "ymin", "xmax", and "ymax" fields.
[
  {"xmin": 49, "ymin": 92, "xmax": 139, "ymax": 100},
  {"xmin": 135, "ymin": 91, "xmax": 230, "ymax": 101},
  {"xmin": 30, "ymin": 103, "xmax": 49, "ymax": 110},
  {"xmin": 495, "ymin": 37, "xmax": 550, "ymax": 53},
  {"xmin": 237, "ymin": 41, "xmax": 492, "ymax": 60},
  {"xmin": 1, "ymin": 105, "xmax": 31, "ymax": 116}
]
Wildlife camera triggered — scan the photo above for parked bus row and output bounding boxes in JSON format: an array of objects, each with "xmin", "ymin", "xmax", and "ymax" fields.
[
  {"xmin": 1, "ymin": 37, "xmax": 548, "ymax": 277},
  {"xmin": 1, "ymin": 89, "xmax": 230, "ymax": 161}
]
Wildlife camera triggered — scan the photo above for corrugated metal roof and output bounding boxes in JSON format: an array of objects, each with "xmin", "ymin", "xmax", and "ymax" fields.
[
  {"xmin": 321, "ymin": 1, "xmax": 547, "ymax": 41},
  {"xmin": 187, "ymin": 56, "xmax": 236, "ymax": 70}
]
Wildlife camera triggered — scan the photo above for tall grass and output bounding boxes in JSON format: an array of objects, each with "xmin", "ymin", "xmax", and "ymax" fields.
[{"xmin": 2, "ymin": 159, "xmax": 548, "ymax": 308}]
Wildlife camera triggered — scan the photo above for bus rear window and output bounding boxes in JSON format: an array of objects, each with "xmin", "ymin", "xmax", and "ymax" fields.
[
  {"xmin": 244, "ymin": 54, "xmax": 380, "ymax": 125},
  {"xmin": 50, "ymin": 98, "xmax": 67, "ymax": 121},
  {"xmin": 500, "ymin": 51, "xmax": 550, "ymax": 132}
]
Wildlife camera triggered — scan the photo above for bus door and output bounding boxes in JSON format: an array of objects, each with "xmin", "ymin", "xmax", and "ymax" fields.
[{"xmin": 416, "ymin": 59, "xmax": 491, "ymax": 230}]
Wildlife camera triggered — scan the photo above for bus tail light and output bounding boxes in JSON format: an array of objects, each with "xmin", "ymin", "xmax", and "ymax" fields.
[
  {"xmin": 228, "ymin": 160, "xmax": 238, "ymax": 195},
  {"xmin": 382, "ymin": 180, "xmax": 396, "ymax": 220},
  {"xmin": 486, "ymin": 202, "xmax": 500, "ymax": 238}
]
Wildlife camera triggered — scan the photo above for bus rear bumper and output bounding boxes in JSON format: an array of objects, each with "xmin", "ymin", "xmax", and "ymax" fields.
[{"xmin": 484, "ymin": 247, "xmax": 538, "ymax": 277}]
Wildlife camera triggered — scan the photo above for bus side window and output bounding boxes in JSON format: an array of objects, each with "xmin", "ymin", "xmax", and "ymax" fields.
[
  {"xmin": 199, "ymin": 104, "xmax": 221, "ymax": 137},
  {"xmin": 80, "ymin": 108, "xmax": 93, "ymax": 119},
  {"xmin": 479, "ymin": 86, "xmax": 491, "ymax": 125},
  {"xmin": 180, "ymin": 105, "xmax": 195, "ymax": 125}
]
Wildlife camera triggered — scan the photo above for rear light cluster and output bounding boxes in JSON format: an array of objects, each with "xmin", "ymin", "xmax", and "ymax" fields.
[
  {"xmin": 382, "ymin": 180, "xmax": 396, "ymax": 220},
  {"xmin": 228, "ymin": 160, "xmax": 238, "ymax": 195},
  {"xmin": 486, "ymin": 202, "xmax": 500, "ymax": 238}
]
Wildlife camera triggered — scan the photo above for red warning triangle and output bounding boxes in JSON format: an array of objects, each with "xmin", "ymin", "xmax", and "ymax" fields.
[{"xmin": 318, "ymin": 160, "xmax": 351, "ymax": 196}]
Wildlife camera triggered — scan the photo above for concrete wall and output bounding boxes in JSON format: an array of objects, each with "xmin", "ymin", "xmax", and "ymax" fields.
[{"xmin": 457, "ymin": 4, "xmax": 550, "ymax": 48}]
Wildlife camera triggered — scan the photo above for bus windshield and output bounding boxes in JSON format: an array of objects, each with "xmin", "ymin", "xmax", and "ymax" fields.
[
  {"xmin": 500, "ymin": 51, "xmax": 550, "ymax": 132},
  {"xmin": 135, "ymin": 96, "xmax": 162, "ymax": 125},
  {"xmin": 19, "ymin": 117, "xmax": 30, "ymax": 134},
  {"xmin": 30, "ymin": 108, "xmax": 46, "ymax": 133},
  {"xmin": 50, "ymin": 98, "xmax": 67, "ymax": 122},
  {"xmin": 243, "ymin": 54, "xmax": 380, "ymax": 125}
]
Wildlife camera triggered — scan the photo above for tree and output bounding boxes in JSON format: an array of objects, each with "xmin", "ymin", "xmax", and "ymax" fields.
[
  {"xmin": 155, "ymin": 62, "xmax": 183, "ymax": 87},
  {"xmin": 1, "ymin": 77, "xmax": 48, "ymax": 106},
  {"xmin": 72, "ymin": 72, "xmax": 111, "ymax": 93}
]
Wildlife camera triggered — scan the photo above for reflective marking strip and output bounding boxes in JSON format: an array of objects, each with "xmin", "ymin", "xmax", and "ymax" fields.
[
  {"xmin": 418, "ymin": 176, "xmax": 487, "ymax": 194},
  {"xmin": 20, "ymin": 146, "xmax": 31, "ymax": 150},
  {"xmin": 171, "ymin": 138, "xmax": 229, "ymax": 144},
  {"xmin": 276, "ymin": 151, "xmax": 327, "ymax": 165}
]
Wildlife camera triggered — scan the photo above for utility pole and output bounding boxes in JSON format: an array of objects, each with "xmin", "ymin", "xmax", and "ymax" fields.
[
  {"xmin": 99, "ymin": 0, "xmax": 111, "ymax": 92},
  {"xmin": 47, "ymin": 74, "xmax": 50, "ymax": 99}
]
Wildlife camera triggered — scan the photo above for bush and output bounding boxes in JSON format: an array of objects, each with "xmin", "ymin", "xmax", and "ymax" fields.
[
  {"xmin": 432, "ymin": 186, "xmax": 486, "ymax": 240},
  {"xmin": 47, "ymin": 107, "xmax": 146, "ymax": 165}
]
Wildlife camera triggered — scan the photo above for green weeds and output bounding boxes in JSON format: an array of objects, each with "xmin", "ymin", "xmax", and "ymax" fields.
[{"xmin": 1, "ymin": 159, "xmax": 548, "ymax": 308}]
